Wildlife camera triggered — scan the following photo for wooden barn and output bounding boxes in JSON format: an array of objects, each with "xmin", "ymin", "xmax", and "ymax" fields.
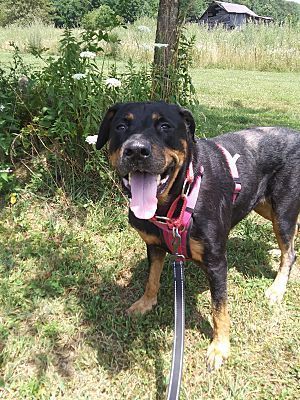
[{"xmin": 198, "ymin": 1, "xmax": 272, "ymax": 29}]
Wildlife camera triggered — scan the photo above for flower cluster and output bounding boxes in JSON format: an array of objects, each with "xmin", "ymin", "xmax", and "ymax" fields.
[
  {"xmin": 80, "ymin": 51, "xmax": 96, "ymax": 59},
  {"xmin": 85, "ymin": 135, "xmax": 98, "ymax": 145},
  {"xmin": 0, "ymin": 168, "xmax": 12, "ymax": 173},
  {"xmin": 72, "ymin": 73, "xmax": 86, "ymax": 80},
  {"xmin": 105, "ymin": 78, "xmax": 122, "ymax": 88}
]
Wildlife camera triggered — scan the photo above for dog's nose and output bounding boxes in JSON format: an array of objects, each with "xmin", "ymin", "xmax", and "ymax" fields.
[{"xmin": 123, "ymin": 141, "xmax": 151, "ymax": 160}]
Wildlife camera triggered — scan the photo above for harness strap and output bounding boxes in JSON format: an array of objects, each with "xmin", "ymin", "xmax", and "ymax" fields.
[
  {"xmin": 150, "ymin": 145, "xmax": 241, "ymax": 257},
  {"xmin": 217, "ymin": 145, "xmax": 241, "ymax": 202},
  {"xmin": 150, "ymin": 163, "xmax": 203, "ymax": 258}
]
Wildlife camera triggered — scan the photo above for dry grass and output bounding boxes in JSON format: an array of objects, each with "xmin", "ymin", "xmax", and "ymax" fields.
[
  {"xmin": 1, "ymin": 18, "xmax": 300, "ymax": 71},
  {"xmin": 188, "ymin": 21, "xmax": 300, "ymax": 72}
]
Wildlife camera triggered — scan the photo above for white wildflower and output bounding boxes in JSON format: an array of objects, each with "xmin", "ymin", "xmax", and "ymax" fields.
[
  {"xmin": 105, "ymin": 78, "xmax": 122, "ymax": 88},
  {"xmin": 0, "ymin": 104, "xmax": 5, "ymax": 112},
  {"xmin": 0, "ymin": 168, "xmax": 12, "ymax": 173},
  {"xmin": 80, "ymin": 51, "xmax": 96, "ymax": 59},
  {"xmin": 137, "ymin": 25, "xmax": 151, "ymax": 33},
  {"xmin": 85, "ymin": 135, "xmax": 98, "ymax": 145},
  {"xmin": 72, "ymin": 73, "xmax": 86, "ymax": 80},
  {"xmin": 154, "ymin": 43, "xmax": 169, "ymax": 48}
]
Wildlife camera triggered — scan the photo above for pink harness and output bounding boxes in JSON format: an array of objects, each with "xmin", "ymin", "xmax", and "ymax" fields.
[{"xmin": 150, "ymin": 145, "xmax": 241, "ymax": 258}]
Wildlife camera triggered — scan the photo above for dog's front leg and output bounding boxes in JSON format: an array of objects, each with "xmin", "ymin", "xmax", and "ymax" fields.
[
  {"xmin": 127, "ymin": 245, "xmax": 166, "ymax": 315},
  {"xmin": 205, "ymin": 255, "xmax": 230, "ymax": 371}
]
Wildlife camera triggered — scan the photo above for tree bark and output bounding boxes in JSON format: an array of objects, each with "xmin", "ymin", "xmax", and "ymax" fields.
[{"xmin": 152, "ymin": 0, "xmax": 181, "ymax": 100}]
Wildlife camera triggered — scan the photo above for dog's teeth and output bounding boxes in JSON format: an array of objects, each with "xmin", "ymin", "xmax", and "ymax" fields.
[
  {"xmin": 157, "ymin": 175, "xmax": 161, "ymax": 185},
  {"xmin": 160, "ymin": 175, "xmax": 169, "ymax": 185},
  {"xmin": 123, "ymin": 178, "xmax": 129, "ymax": 188},
  {"xmin": 128, "ymin": 173, "xmax": 131, "ymax": 185}
]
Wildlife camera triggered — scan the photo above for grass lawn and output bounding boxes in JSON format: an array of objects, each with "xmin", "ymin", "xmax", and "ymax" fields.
[
  {"xmin": 0, "ymin": 67, "xmax": 299, "ymax": 399},
  {"xmin": 192, "ymin": 68, "xmax": 300, "ymax": 135}
]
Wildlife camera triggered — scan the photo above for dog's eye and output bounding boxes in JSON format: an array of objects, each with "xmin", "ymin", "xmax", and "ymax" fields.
[
  {"xmin": 116, "ymin": 124, "xmax": 127, "ymax": 132},
  {"xmin": 160, "ymin": 123, "xmax": 171, "ymax": 132}
]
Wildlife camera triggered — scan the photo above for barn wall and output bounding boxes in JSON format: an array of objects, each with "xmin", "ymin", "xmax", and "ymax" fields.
[
  {"xmin": 230, "ymin": 13, "xmax": 246, "ymax": 27},
  {"xmin": 198, "ymin": 3, "xmax": 269, "ymax": 28},
  {"xmin": 199, "ymin": 6, "xmax": 232, "ymax": 27}
]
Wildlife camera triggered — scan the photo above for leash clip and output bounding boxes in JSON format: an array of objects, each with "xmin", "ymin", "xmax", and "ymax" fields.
[
  {"xmin": 153, "ymin": 215, "xmax": 170, "ymax": 224},
  {"xmin": 172, "ymin": 227, "xmax": 185, "ymax": 260}
]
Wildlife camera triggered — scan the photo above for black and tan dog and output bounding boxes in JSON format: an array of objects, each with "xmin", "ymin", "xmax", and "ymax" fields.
[{"xmin": 96, "ymin": 101, "xmax": 300, "ymax": 371}]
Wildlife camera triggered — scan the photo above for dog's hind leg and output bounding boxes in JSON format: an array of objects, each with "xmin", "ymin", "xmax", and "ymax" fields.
[
  {"xmin": 265, "ymin": 203, "xmax": 299, "ymax": 304},
  {"xmin": 127, "ymin": 245, "xmax": 166, "ymax": 315}
]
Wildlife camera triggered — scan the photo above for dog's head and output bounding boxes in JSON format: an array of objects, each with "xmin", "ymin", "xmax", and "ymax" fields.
[{"xmin": 96, "ymin": 101, "xmax": 196, "ymax": 219}]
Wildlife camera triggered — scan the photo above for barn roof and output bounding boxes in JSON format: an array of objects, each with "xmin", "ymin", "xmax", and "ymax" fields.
[
  {"xmin": 199, "ymin": 1, "xmax": 272, "ymax": 21},
  {"xmin": 215, "ymin": 1, "xmax": 258, "ymax": 17}
]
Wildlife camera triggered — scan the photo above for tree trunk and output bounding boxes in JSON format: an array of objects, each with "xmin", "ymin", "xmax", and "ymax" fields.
[{"xmin": 152, "ymin": 0, "xmax": 181, "ymax": 101}]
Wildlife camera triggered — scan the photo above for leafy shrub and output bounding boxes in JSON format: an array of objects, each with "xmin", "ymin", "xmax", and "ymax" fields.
[
  {"xmin": 50, "ymin": 0, "xmax": 90, "ymax": 28},
  {"xmin": 0, "ymin": 0, "xmax": 53, "ymax": 27},
  {"xmin": 152, "ymin": 29, "xmax": 198, "ymax": 105},
  {"xmin": 0, "ymin": 44, "xmax": 41, "ymax": 193},
  {"xmin": 0, "ymin": 20, "xmax": 196, "ymax": 198},
  {"xmin": 81, "ymin": 5, "xmax": 123, "ymax": 31},
  {"xmin": 106, "ymin": 32, "xmax": 121, "ymax": 58}
]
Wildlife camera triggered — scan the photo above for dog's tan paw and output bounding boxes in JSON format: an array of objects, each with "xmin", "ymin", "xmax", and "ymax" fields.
[
  {"xmin": 265, "ymin": 284, "xmax": 285, "ymax": 305},
  {"xmin": 126, "ymin": 296, "xmax": 157, "ymax": 315},
  {"xmin": 206, "ymin": 340, "xmax": 230, "ymax": 372}
]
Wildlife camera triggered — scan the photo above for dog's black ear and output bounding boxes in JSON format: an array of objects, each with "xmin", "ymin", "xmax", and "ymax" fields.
[
  {"xmin": 96, "ymin": 104, "xmax": 120, "ymax": 150},
  {"xmin": 179, "ymin": 108, "xmax": 196, "ymax": 143}
]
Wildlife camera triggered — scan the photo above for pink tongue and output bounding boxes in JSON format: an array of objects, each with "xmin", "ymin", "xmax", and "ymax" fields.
[{"xmin": 130, "ymin": 172, "xmax": 158, "ymax": 219}]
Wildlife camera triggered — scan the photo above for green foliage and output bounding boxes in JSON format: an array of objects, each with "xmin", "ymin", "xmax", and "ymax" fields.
[
  {"xmin": 81, "ymin": 5, "xmax": 124, "ymax": 31},
  {"xmin": 0, "ymin": 0, "xmax": 53, "ymax": 26},
  {"xmin": 50, "ymin": 0, "xmax": 90, "ymax": 28},
  {"xmin": 183, "ymin": 0, "xmax": 211, "ymax": 18},
  {"xmin": 172, "ymin": 31, "xmax": 197, "ymax": 105},
  {"xmin": 49, "ymin": 0, "xmax": 158, "ymax": 27},
  {"xmin": 91, "ymin": 0, "xmax": 159, "ymax": 23},
  {"xmin": 113, "ymin": 0, "xmax": 144, "ymax": 23},
  {"xmin": 0, "ymin": 44, "xmax": 38, "ymax": 194},
  {"xmin": 1, "ymin": 0, "xmax": 300, "ymax": 27},
  {"xmin": 2, "ymin": 21, "xmax": 188, "ymax": 195}
]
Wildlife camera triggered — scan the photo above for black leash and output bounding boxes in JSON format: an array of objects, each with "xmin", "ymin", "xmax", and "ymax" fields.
[{"xmin": 167, "ymin": 228, "xmax": 185, "ymax": 400}]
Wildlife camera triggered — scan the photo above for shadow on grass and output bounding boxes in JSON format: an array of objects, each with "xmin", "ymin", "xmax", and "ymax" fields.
[
  {"xmin": 194, "ymin": 103, "xmax": 300, "ymax": 139},
  {"xmin": 227, "ymin": 236, "xmax": 276, "ymax": 280},
  {"xmin": 0, "ymin": 213, "xmax": 280, "ymax": 398}
]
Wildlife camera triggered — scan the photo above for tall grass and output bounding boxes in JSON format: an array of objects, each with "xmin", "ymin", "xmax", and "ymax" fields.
[
  {"xmin": 1, "ymin": 18, "xmax": 300, "ymax": 71},
  {"xmin": 188, "ymin": 22, "xmax": 300, "ymax": 71},
  {"xmin": 0, "ymin": 20, "xmax": 80, "ymax": 54}
]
